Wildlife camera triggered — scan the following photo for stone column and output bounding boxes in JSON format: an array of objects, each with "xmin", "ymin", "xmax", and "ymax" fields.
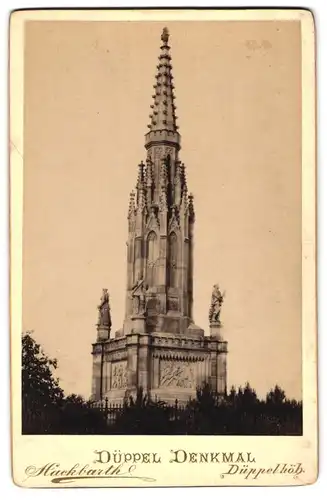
[
  {"xmin": 197, "ymin": 358, "xmax": 204, "ymax": 387},
  {"xmin": 97, "ymin": 326, "xmax": 110, "ymax": 342},
  {"xmin": 138, "ymin": 334, "xmax": 150, "ymax": 394},
  {"xmin": 181, "ymin": 237, "xmax": 189, "ymax": 316},
  {"xmin": 152, "ymin": 355, "xmax": 160, "ymax": 389},
  {"xmin": 204, "ymin": 355, "xmax": 210, "ymax": 384},
  {"xmin": 188, "ymin": 224, "xmax": 194, "ymax": 320},
  {"xmin": 104, "ymin": 357, "xmax": 112, "ymax": 394},
  {"xmin": 125, "ymin": 238, "xmax": 134, "ymax": 320},
  {"xmin": 131, "ymin": 315, "xmax": 146, "ymax": 334},
  {"xmin": 158, "ymin": 236, "xmax": 167, "ymax": 286},
  {"xmin": 134, "ymin": 237, "xmax": 143, "ymax": 285},
  {"xmin": 209, "ymin": 324, "xmax": 227, "ymax": 394},
  {"xmin": 209, "ymin": 321, "xmax": 223, "ymax": 341},
  {"xmin": 126, "ymin": 238, "xmax": 134, "ymax": 290},
  {"xmin": 208, "ymin": 343, "xmax": 218, "ymax": 393},
  {"xmin": 217, "ymin": 343, "xmax": 228, "ymax": 394},
  {"xmin": 126, "ymin": 333, "xmax": 139, "ymax": 395},
  {"xmin": 91, "ymin": 351, "xmax": 101, "ymax": 400}
]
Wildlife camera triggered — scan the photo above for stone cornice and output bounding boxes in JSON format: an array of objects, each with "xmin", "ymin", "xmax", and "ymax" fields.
[
  {"xmin": 153, "ymin": 350, "xmax": 207, "ymax": 361},
  {"xmin": 93, "ymin": 334, "xmax": 227, "ymax": 355}
]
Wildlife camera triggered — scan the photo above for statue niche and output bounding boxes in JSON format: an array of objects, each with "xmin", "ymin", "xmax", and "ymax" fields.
[
  {"xmin": 131, "ymin": 276, "xmax": 147, "ymax": 317},
  {"xmin": 146, "ymin": 231, "xmax": 159, "ymax": 287},
  {"xmin": 168, "ymin": 231, "xmax": 178, "ymax": 288}
]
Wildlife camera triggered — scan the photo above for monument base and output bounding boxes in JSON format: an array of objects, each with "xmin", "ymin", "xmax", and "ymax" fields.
[{"xmin": 91, "ymin": 328, "xmax": 228, "ymax": 405}]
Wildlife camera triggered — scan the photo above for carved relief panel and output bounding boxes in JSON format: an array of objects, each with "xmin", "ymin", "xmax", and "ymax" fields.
[
  {"xmin": 146, "ymin": 149, "xmax": 152, "ymax": 162},
  {"xmin": 111, "ymin": 361, "xmax": 127, "ymax": 390},
  {"xmin": 159, "ymin": 360, "xmax": 195, "ymax": 389},
  {"xmin": 165, "ymin": 146, "xmax": 174, "ymax": 157},
  {"xmin": 167, "ymin": 297, "xmax": 179, "ymax": 312},
  {"xmin": 154, "ymin": 146, "xmax": 163, "ymax": 159},
  {"xmin": 150, "ymin": 146, "xmax": 176, "ymax": 162}
]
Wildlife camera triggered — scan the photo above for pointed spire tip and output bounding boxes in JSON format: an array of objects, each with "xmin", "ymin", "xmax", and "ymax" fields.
[
  {"xmin": 145, "ymin": 26, "xmax": 180, "ymax": 143},
  {"xmin": 161, "ymin": 27, "xmax": 169, "ymax": 43}
]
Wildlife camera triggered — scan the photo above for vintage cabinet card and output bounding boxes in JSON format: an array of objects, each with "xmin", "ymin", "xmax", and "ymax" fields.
[{"xmin": 10, "ymin": 8, "xmax": 317, "ymax": 487}]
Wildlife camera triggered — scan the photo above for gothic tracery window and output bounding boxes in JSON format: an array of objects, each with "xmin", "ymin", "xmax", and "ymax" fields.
[
  {"xmin": 146, "ymin": 231, "xmax": 158, "ymax": 287},
  {"xmin": 168, "ymin": 232, "xmax": 178, "ymax": 288}
]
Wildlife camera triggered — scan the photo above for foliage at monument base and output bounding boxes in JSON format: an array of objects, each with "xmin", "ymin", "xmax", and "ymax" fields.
[{"xmin": 21, "ymin": 332, "xmax": 302, "ymax": 435}]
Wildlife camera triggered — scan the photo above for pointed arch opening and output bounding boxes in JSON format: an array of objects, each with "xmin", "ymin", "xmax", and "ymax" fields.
[
  {"xmin": 146, "ymin": 231, "xmax": 158, "ymax": 287},
  {"xmin": 168, "ymin": 232, "xmax": 178, "ymax": 288}
]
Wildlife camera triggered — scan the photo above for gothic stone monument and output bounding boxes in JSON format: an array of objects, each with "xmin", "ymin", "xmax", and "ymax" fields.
[{"xmin": 91, "ymin": 28, "xmax": 228, "ymax": 404}]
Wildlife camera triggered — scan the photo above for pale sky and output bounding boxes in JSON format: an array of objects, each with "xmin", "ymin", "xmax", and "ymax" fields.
[{"xmin": 22, "ymin": 20, "xmax": 302, "ymax": 401}]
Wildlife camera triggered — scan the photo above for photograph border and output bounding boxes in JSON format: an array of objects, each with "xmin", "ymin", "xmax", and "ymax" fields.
[{"xmin": 10, "ymin": 8, "xmax": 317, "ymax": 487}]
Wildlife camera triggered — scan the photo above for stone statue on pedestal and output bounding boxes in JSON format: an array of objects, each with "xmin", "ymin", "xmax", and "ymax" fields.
[
  {"xmin": 131, "ymin": 276, "xmax": 147, "ymax": 316},
  {"xmin": 97, "ymin": 288, "xmax": 111, "ymax": 331},
  {"xmin": 138, "ymin": 285, "xmax": 146, "ymax": 315},
  {"xmin": 209, "ymin": 284, "xmax": 225, "ymax": 325},
  {"xmin": 132, "ymin": 272, "xmax": 143, "ymax": 293}
]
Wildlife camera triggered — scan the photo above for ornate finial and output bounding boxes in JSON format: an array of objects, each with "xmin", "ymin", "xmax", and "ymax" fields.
[
  {"xmin": 159, "ymin": 186, "xmax": 168, "ymax": 212},
  {"xmin": 161, "ymin": 27, "xmax": 169, "ymax": 44},
  {"xmin": 209, "ymin": 284, "xmax": 225, "ymax": 326},
  {"xmin": 181, "ymin": 185, "xmax": 188, "ymax": 210},
  {"xmin": 97, "ymin": 288, "xmax": 111, "ymax": 331},
  {"xmin": 180, "ymin": 163, "xmax": 187, "ymax": 189},
  {"xmin": 136, "ymin": 162, "xmax": 146, "ymax": 204},
  {"xmin": 136, "ymin": 174, "xmax": 146, "ymax": 213},
  {"xmin": 160, "ymin": 159, "xmax": 168, "ymax": 187},
  {"xmin": 138, "ymin": 161, "xmax": 145, "ymax": 179},
  {"xmin": 145, "ymin": 159, "xmax": 153, "ymax": 184},
  {"xmin": 145, "ymin": 27, "xmax": 179, "ymax": 140},
  {"xmin": 174, "ymin": 161, "xmax": 181, "ymax": 185},
  {"xmin": 128, "ymin": 190, "xmax": 136, "ymax": 218},
  {"xmin": 188, "ymin": 193, "xmax": 195, "ymax": 221},
  {"xmin": 138, "ymin": 189, "xmax": 145, "ymax": 212}
]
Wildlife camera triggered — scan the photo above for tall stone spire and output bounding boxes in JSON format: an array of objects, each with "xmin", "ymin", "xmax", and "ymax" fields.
[
  {"xmin": 145, "ymin": 27, "xmax": 180, "ymax": 151},
  {"xmin": 91, "ymin": 27, "xmax": 228, "ymax": 406},
  {"xmin": 124, "ymin": 26, "xmax": 196, "ymax": 337}
]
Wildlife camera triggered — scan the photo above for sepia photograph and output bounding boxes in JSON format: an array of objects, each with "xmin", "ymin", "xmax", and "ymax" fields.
[{"xmin": 10, "ymin": 8, "xmax": 317, "ymax": 487}]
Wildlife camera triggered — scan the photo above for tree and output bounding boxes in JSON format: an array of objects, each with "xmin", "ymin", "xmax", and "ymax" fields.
[
  {"xmin": 263, "ymin": 385, "xmax": 302, "ymax": 435},
  {"xmin": 112, "ymin": 387, "xmax": 171, "ymax": 434},
  {"xmin": 22, "ymin": 331, "xmax": 108, "ymax": 434},
  {"xmin": 266, "ymin": 385, "xmax": 286, "ymax": 405},
  {"xmin": 227, "ymin": 385, "xmax": 237, "ymax": 404},
  {"xmin": 22, "ymin": 331, "xmax": 63, "ymax": 433},
  {"xmin": 57, "ymin": 394, "xmax": 108, "ymax": 434},
  {"xmin": 184, "ymin": 383, "xmax": 223, "ymax": 434},
  {"xmin": 21, "ymin": 331, "xmax": 302, "ymax": 435}
]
